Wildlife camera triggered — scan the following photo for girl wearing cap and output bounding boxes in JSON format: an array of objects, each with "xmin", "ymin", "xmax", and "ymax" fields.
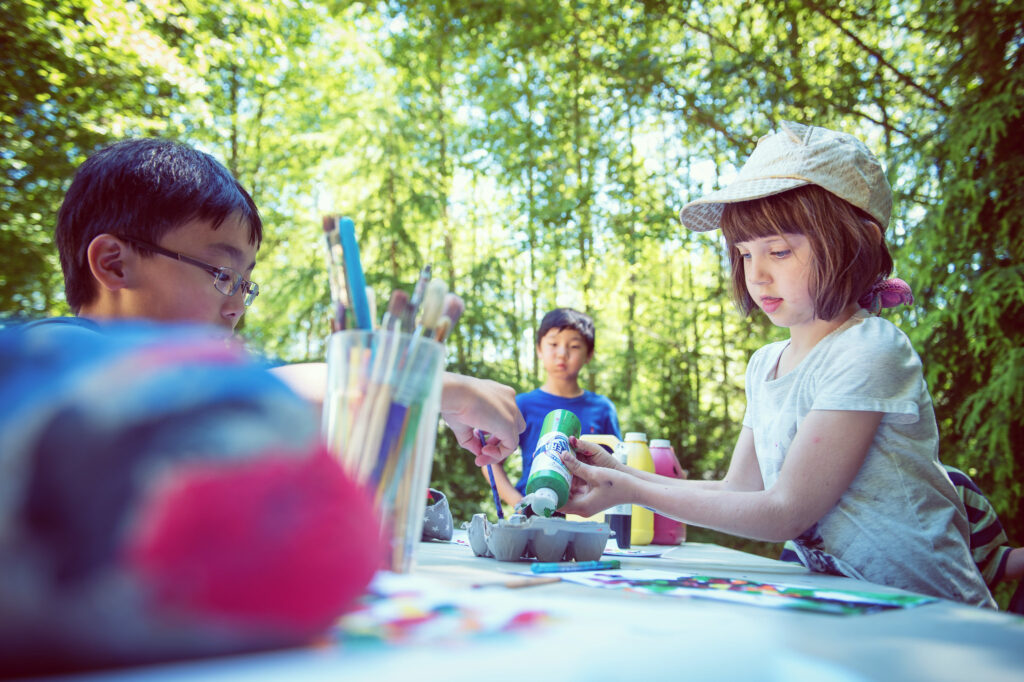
[{"xmin": 558, "ymin": 121, "xmax": 995, "ymax": 607}]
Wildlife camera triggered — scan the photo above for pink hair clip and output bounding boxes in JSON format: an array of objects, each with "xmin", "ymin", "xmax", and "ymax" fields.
[{"xmin": 859, "ymin": 277, "xmax": 914, "ymax": 315}]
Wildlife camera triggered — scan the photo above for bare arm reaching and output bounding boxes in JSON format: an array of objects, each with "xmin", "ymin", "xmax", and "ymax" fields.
[{"xmin": 560, "ymin": 410, "xmax": 881, "ymax": 543}]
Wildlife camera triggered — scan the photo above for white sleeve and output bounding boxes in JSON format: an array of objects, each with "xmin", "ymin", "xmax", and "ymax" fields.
[{"xmin": 811, "ymin": 320, "xmax": 923, "ymax": 424}]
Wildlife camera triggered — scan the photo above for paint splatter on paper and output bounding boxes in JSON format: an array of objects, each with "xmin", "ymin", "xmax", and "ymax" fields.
[
  {"xmin": 333, "ymin": 572, "xmax": 554, "ymax": 645},
  {"xmin": 558, "ymin": 569, "xmax": 935, "ymax": 615}
]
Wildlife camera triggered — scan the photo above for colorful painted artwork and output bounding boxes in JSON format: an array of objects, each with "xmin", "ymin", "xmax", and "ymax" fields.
[
  {"xmin": 332, "ymin": 573, "xmax": 554, "ymax": 645},
  {"xmin": 556, "ymin": 569, "xmax": 935, "ymax": 615}
]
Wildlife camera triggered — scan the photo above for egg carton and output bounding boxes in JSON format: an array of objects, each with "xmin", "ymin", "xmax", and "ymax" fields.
[{"xmin": 466, "ymin": 513, "xmax": 610, "ymax": 562}]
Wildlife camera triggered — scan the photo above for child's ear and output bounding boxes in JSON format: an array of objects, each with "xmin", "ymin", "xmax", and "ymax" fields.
[{"xmin": 86, "ymin": 234, "xmax": 131, "ymax": 292}]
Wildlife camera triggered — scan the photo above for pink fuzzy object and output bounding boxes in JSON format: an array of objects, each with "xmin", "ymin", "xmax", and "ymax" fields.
[
  {"xmin": 126, "ymin": 444, "xmax": 383, "ymax": 639},
  {"xmin": 858, "ymin": 277, "xmax": 914, "ymax": 314}
]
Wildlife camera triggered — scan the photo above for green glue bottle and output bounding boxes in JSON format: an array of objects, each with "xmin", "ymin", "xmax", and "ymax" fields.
[{"xmin": 524, "ymin": 409, "xmax": 581, "ymax": 517}]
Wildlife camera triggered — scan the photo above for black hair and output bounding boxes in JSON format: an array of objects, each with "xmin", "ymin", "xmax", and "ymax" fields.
[
  {"xmin": 536, "ymin": 308, "xmax": 596, "ymax": 355},
  {"xmin": 56, "ymin": 138, "xmax": 262, "ymax": 313}
]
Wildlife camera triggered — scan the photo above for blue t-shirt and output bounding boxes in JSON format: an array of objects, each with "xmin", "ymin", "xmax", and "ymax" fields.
[
  {"xmin": 514, "ymin": 388, "xmax": 621, "ymax": 494},
  {"xmin": 3, "ymin": 315, "xmax": 99, "ymax": 332}
]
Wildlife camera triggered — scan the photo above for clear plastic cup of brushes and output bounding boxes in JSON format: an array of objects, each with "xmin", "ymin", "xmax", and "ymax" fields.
[{"xmin": 322, "ymin": 329, "xmax": 445, "ymax": 573}]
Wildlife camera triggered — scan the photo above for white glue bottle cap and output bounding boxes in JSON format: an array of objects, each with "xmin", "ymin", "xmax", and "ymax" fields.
[
  {"xmin": 530, "ymin": 488, "xmax": 559, "ymax": 517},
  {"xmin": 624, "ymin": 432, "xmax": 647, "ymax": 442},
  {"xmin": 650, "ymin": 439, "xmax": 671, "ymax": 448}
]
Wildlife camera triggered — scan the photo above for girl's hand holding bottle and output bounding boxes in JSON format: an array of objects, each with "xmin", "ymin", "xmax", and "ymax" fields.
[
  {"xmin": 567, "ymin": 436, "xmax": 624, "ymax": 471},
  {"xmin": 557, "ymin": 441, "xmax": 636, "ymax": 518}
]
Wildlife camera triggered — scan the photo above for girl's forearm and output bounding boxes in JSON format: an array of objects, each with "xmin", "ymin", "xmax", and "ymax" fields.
[
  {"xmin": 622, "ymin": 466, "xmax": 749, "ymax": 491},
  {"xmin": 625, "ymin": 477, "xmax": 801, "ymax": 543}
]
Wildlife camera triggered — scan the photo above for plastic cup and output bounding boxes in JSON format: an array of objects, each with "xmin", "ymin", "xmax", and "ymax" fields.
[{"xmin": 321, "ymin": 329, "xmax": 445, "ymax": 573}]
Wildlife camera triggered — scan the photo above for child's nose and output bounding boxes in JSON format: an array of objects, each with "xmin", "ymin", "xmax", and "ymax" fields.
[
  {"xmin": 748, "ymin": 256, "xmax": 771, "ymax": 284},
  {"xmin": 221, "ymin": 289, "xmax": 247, "ymax": 325}
]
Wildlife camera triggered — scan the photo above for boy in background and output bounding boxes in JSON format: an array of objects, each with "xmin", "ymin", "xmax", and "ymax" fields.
[{"xmin": 483, "ymin": 307, "xmax": 621, "ymax": 509}]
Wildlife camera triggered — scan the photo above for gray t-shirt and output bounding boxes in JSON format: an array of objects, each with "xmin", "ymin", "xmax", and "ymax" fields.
[{"xmin": 743, "ymin": 309, "xmax": 995, "ymax": 607}]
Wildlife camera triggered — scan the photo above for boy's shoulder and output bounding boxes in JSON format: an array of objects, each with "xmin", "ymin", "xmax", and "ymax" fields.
[
  {"xmin": 3, "ymin": 315, "xmax": 97, "ymax": 329},
  {"xmin": 3, "ymin": 316, "xmax": 102, "ymax": 344},
  {"xmin": 516, "ymin": 388, "xmax": 614, "ymax": 409},
  {"xmin": 18, "ymin": 316, "xmax": 100, "ymax": 330},
  {"xmin": 516, "ymin": 387, "xmax": 555, "ymax": 405},
  {"xmin": 578, "ymin": 389, "xmax": 616, "ymax": 410},
  {"xmin": 516, "ymin": 388, "xmax": 573, "ymax": 407}
]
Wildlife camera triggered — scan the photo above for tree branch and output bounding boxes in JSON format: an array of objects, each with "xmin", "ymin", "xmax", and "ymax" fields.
[{"xmin": 802, "ymin": 0, "xmax": 950, "ymax": 110}]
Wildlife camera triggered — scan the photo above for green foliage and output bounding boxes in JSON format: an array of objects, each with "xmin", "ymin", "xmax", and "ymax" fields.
[
  {"xmin": 1, "ymin": 0, "xmax": 184, "ymax": 313},
  {"xmin": 2, "ymin": 0, "xmax": 1021, "ymax": 551}
]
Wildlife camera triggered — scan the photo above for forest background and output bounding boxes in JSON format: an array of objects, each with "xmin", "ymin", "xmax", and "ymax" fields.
[{"xmin": 3, "ymin": 0, "xmax": 1021, "ymax": 601}]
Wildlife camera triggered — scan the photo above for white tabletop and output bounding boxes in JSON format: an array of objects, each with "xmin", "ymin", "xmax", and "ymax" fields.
[{"xmin": 60, "ymin": 533, "xmax": 1024, "ymax": 682}]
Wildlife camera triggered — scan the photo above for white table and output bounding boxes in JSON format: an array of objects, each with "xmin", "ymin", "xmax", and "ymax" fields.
[{"xmin": 59, "ymin": 533, "xmax": 1024, "ymax": 682}]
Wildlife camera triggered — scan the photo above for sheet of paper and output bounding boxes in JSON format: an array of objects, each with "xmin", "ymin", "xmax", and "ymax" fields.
[{"xmin": 544, "ymin": 568, "xmax": 935, "ymax": 615}]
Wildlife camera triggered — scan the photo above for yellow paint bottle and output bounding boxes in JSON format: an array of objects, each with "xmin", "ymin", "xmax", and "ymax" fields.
[{"xmin": 623, "ymin": 432, "xmax": 655, "ymax": 545}]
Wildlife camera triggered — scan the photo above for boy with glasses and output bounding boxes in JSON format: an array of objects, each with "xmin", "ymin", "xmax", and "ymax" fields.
[
  {"xmin": 0, "ymin": 137, "xmax": 524, "ymax": 675},
  {"xmin": 49, "ymin": 137, "xmax": 524, "ymax": 464},
  {"xmin": 56, "ymin": 138, "xmax": 263, "ymax": 331}
]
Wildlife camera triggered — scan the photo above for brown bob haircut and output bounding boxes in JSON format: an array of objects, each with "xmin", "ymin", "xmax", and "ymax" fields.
[{"xmin": 720, "ymin": 184, "xmax": 893, "ymax": 321}]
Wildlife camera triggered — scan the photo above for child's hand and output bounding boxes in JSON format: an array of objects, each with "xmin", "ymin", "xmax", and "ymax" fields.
[
  {"xmin": 569, "ymin": 436, "xmax": 622, "ymax": 471},
  {"xmin": 557, "ymin": 447, "xmax": 633, "ymax": 518}
]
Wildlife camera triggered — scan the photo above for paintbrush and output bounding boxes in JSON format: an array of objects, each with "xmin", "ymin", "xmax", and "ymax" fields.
[
  {"xmin": 379, "ymin": 281, "xmax": 448, "ymax": 572},
  {"xmin": 382, "ymin": 289, "xmax": 410, "ymax": 331},
  {"xmin": 322, "ymin": 215, "xmax": 357, "ymax": 464},
  {"xmin": 481, "ymin": 431, "xmax": 504, "ymax": 520},
  {"xmin": 356, "ymin": 292, "xmax": 414, "ymax": 483},
  {"xmin": 414, "ymin": 279, "xmax": 448, "ymax": 340},
  {"xmin": 337, "ymin": 217, "xmax": 372, "ymax": 330},
  {"xmin": 348, "ymin": 288, "xmax": 411, "ymax": 482},
  {"xmin": 373, "ymin": 279, "xmax": 446, "ymax": 496},
  {"xmin": 434, "ymin": 293, "xmax": 465, "ymax": 343},
  {"xmin": 322, "ymin": 215, "xmax": 349, "ymax": 332},
  {"xmin": 365, "ymin": 286, "xmax": 377, "ymax": 330},
  {"xmin": 326, "ymin": 341, "xmax": 372, "ymax": 473},
  {"xmin": 403, "ymin": 264, "xmax": 432, "ymax": 332}
]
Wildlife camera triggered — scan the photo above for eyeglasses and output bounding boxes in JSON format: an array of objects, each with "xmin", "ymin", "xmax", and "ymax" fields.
[{"xmin": 120, "ymin": 236, "xmax": 260, "ymax": 306}]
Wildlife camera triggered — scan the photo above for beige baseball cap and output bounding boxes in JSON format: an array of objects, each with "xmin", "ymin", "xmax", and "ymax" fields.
[{"xmin": 679, "ymin": 121, "xmax": 892, "ymax": 232}]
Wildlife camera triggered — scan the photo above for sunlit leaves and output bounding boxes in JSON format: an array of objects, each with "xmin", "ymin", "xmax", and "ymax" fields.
[{"xmin": 2, "ymin": 0, "xmax": 1021, "ymax": 558}]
